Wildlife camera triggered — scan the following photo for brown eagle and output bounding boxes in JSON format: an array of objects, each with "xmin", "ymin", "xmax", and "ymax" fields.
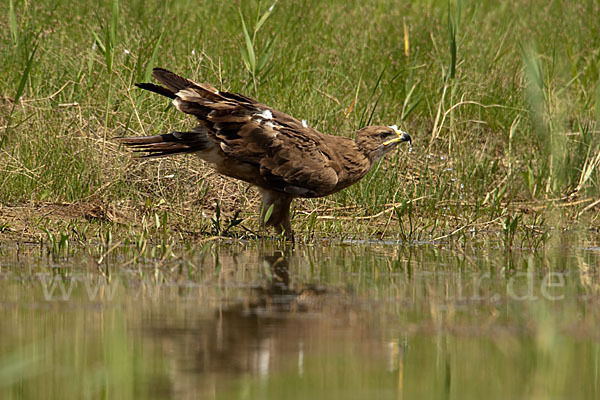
[{"xmin": 118, "ymin": 68, "xmax": 411, "ymax": 240}]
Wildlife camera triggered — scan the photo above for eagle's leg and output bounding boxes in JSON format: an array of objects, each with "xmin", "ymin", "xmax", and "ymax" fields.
[{"xmin": 259, "ymin": 189, "xmax": 294, "ymax": 241}]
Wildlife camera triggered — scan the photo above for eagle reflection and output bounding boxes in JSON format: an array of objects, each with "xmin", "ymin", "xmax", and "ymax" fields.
[
  {"xmin": 144, "ymin": 249, "xmax": 336, "ymax": 383},
  {"xmin": 250, "ymin": 250, "xmax": 326, "ymax": 313}
]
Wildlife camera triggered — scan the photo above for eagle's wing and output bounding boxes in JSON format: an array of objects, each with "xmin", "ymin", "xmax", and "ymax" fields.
[{"xmin": 149, "ymin": 68, "xmax": 340, "ymax": 197}]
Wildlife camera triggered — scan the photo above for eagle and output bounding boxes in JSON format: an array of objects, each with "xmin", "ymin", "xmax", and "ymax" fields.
[{"xmin": 117, "ymin": 68, "xmax": 411, "ymax": 240}]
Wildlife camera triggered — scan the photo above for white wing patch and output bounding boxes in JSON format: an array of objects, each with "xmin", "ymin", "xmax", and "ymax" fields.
[
  {"xmin": 254, "ymin": 109, "xmax": 279, "ymax": 137},
  {"xmin": 256, "ymin": 109, "xmax": 273, "ymax": 120}
]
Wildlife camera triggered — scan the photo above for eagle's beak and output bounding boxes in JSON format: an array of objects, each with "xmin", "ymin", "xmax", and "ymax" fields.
[{"xmin": 383, "ymin": 126, "xmax": 412, "ymax": 147}]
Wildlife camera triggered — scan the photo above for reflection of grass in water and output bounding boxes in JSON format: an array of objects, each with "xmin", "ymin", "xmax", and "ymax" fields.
[
  {"xmin": 0, "ymin": 341, "xmax": 47, "ymax": 392},
  {"xmin": 213, "ymin": 333, "xmax": 599, "ymax": 400},
  {"xmin": 0, "ymin": 311, "xmax": 169, "ymax": 399},
  {"xmin": 2, "ymin": 242, "xmax": 600, "ymax": 398}
]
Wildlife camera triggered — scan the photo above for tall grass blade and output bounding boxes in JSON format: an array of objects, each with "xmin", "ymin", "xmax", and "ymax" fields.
[
  {"xmin": 360, "ymin": 65, "xmax": 387, "ymax": 127},
  {"xmin": 342, "ymin": 75, "xmax": 361, "ymax": 121},
  {"xmin": 447, "ymin": 2, "xmax": 457, "ymax": 80},
  {"xmin": 239, "ymin": 9, "xmax": 256, "ymax": 74},
  {"xmin": 13, "ymin": 43, "xmax": 38, "ymax": 107},
  {"xmin": 90, "ymin": 30, "xmax": 106, "ymax": 54},
  {"xmin": 105, "ymin": 0, "xmax": 119, "ymax": 75},
  {"xmin": 258, "ymin": 33, "xmax": 277, "ymax": 73},
  {"xmin": 101, "ymin": 0, "xmax": 120, "ymax": 163},
  {"xmin": 104, "ymin": 30, "xmax": 112, "ymax": 75},
  {"xmin": 109, "ymin": 0, "xmax": 119, "ymax": 50},
  {"xmin": 8, "ymin": 0, "xmax": 18, "ymax": 45},
  {"xmin": 367, "ymin": 68, "xmax": 404, "ymax": 126},
  {"xmin": 144, "ymin": 31, "xmax": 164, "ymax": 82},
  {"xmin": 400, "ymin": 82, "xmax": 421, "ymax": 121},
  {"xmin": 403, "ymin": 18, "xmax": 409, "ymax": 57},
  {"xmin": 521, "ymin": 44, "xmax": 544, "ymax": 92},
  {"xmin": 3, "ymin": 38, "xmax": 38, "ymax": 141},
  {"xmin": 456, "ymin": 0, "xmax": 462, "ymax": 31},
  {"xmin": 255, "ymin": 1, "xmax": 278, "ymax": 32}
]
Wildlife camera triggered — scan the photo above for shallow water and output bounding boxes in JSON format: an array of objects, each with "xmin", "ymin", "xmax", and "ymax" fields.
[{"xmin": 1, "ymin": 238, "xmax": 599, "ymax": 399}]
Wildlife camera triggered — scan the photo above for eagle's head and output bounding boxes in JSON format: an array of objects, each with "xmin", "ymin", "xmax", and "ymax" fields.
[{"xmin": 355, "ymin": 125, "xmax": 411, "ymax": 163}]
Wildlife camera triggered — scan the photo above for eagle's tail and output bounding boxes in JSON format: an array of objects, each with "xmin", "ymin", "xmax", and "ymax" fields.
[
  {"xmin": 135, "ymin": 82, "xmax": 176, "ymax": 99},
  {"xmin": 134, "ymin": 67, "xmax": 201, "ymax": 99},
  {"xmin": 135, "ymin": 67, "xmax": 220, "ymax": 101},
  {"xmin": 115, "ymin": 128, "xmax": 213, "ymax": 158}
]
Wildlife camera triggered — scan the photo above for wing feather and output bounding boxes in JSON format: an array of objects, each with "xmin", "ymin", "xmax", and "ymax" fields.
[{"xmin": 144, "ymin": 68, "xmax": 343, "ymax": 196}]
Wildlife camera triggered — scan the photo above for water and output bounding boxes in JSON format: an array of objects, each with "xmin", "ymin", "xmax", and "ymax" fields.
[{"xmin": 1, "ymin": 239, "xmax": 599, "ymax": 399}]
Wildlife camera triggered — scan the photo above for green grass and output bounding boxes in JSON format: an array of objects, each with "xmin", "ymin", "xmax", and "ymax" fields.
[{"xmin": 1, "ymin": 0, "xmax": 599, "ymax": 242}]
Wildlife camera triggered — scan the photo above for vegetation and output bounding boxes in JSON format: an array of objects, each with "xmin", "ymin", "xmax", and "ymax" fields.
[{"xmin": 1, "ymin": 0, "xmax": 599, "ymax": 243}]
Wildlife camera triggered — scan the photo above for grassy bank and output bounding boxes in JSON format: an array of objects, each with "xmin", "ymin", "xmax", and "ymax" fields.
[{"xmin": 1, "ymin": 0, "xmax": 599, "ymax": 244}]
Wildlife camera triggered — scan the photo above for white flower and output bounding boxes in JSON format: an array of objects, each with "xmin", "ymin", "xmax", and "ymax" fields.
[
  {"xmin": 124, "ymin": 49, "xmax": 130, "ymax": 55},
  {"xmin": 191, "ymin": 49, "xmax": 196, "ymax": 56},
  {"xmin": 301, "ymin": 119, "xmax": 308, "ymax": 128}
]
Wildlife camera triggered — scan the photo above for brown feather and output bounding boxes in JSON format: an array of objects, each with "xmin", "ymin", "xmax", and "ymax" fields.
[{"xmin": 151, "ymin": 68, "xmax": 197, "ymax": 92}]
